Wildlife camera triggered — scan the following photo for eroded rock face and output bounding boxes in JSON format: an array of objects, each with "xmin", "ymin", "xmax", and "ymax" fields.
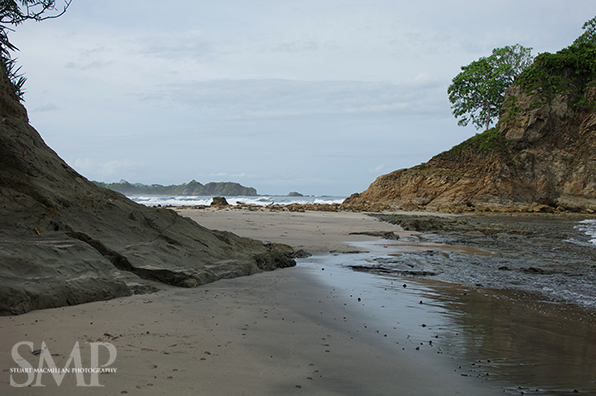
[
  {"xmin": 0, "ymin": 62, "xmax": 295, "ymax": 316},
  {"xmin": 345, "ymin": 85, "xmax": 596, "ymax": 212}
]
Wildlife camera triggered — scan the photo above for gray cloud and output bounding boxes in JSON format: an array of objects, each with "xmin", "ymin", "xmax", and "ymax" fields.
[
  {"xmin": 140, "ymin": 78, "xmax": 447, "ymax": 120},
  {"xmin": 65, "ymin": 60, "xmax": 112, "ymax": 70},
  {"xmin": 9, "ymin": 0, "xmax": 595, "ymax": 195},
  {"xmin": 136, "ymin": 34, "xmax": 214, "ymax": 61}
]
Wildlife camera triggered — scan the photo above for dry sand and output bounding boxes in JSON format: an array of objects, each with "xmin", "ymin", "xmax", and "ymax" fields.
[
  {"xmin": 176, "ymin": 208, "xmax": 414, "ymax": 254},
  {"xmin": 0, "ymin": 209, "xmax": 504, "ymax": 395}
]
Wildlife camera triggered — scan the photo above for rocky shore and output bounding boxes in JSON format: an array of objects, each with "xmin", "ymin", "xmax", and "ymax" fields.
[
  {"xmin": 349, "ymin": 212, "xmax": 596, "ymax": 310},
  {"xmin": 167, "ymin": 199, "xmax": 596, "ymax": 215}
]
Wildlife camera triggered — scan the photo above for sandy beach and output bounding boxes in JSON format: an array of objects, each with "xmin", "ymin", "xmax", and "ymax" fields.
[
  {"xmin": 176, "ymin": 207, "xmax": 417, "ymax": 254},
  {"xmin": 0, "ymin": 208, "xmax": 510, "ymax": 395},
  {"xmin": 2, "ymin": 208, "xmax": 595, "ymax": 395}
]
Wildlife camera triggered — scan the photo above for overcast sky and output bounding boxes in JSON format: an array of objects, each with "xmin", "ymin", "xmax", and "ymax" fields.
[{"xmin": 9, "ymin": 1, "xmax": 595, "ymax": 196}]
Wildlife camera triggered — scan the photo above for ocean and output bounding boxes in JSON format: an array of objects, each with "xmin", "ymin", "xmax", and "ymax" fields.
[
  {"xmin": 129, "ymin": 195, "xmax": 347, "ymax": 207},
  {"xmin": 131, "ymin": 193, "xmax": 596, "ymax": 311}
]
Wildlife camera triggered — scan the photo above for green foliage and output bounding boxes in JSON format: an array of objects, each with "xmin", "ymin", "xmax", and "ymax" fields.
[
  {"xmin": 448, "ymin": 44, "xmax": 533, "ymax": 131},
  {"xmin": 515, "ymin": 42, "xmax": 596, "ymax": 110},
  {"xmin": 435, "ymin": 128, "xmax": 508, "ymax": 159},
  {"xmin": 574, "ymin": 15, "xmax": 596, "ymax": 46},
  {"xmin": 500, "ymin": 95, "xmax": 520, "ymax": 123},
  {"xmin": 3, "ymin": 55, "xmax": 25, "ymax": 99}
]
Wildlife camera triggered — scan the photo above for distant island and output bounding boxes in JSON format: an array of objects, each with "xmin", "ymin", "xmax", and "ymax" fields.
[{"xmin": 94, "ymin": 180, "xmax": 258, "ymax": 196}]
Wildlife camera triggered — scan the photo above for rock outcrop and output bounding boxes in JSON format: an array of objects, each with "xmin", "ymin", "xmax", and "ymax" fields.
[
  {"xmin": 210, "ymin": 196, "xmax": 229, "ymax": 206},
  {"xmin": 0, "ymin": 61, "xmax": 294, "ymax": 316},
  {"xmin": 345, "ymin": 45, "xmax": 596, "ymax": 212}
]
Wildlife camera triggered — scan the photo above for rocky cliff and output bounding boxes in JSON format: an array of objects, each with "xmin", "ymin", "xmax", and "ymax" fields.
[
  {"xmin": 0, "ymin": 60, "xmax": 294, "ymax": 316},
  {"xmin": 345, "ymin": 44, "xmax": 596, "ymax": 212}
]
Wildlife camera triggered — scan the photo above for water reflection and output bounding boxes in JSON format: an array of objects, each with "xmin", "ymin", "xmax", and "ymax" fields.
[
  {"xmin": 415, "ymin": 280, "xmax": 596, "ymax": 394},
  {"xmin": 301, "ymin": 251, "xmax": 596, "ymax": 395}
]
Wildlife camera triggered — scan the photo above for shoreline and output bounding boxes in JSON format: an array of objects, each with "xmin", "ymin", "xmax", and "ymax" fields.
[
  {"xmin": 175, "ymin": 207, "xmax": 415, "ymax": 255},
  {"xmin": 0, "ymin": 263, "xmax": 504, "ymax": 396},
  {"xmin": 158, "ymin": 199, "xmax": 596, "ymax": 215},
  {"xmin": 1, "ymin": 209, "xmax": 595, "ymax": 395},
  {"xmin": 176, "ymin": 208, "xmax": 596, "ymax": 393}
]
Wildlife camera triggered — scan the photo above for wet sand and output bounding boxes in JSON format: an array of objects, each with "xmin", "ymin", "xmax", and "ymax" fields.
[
  {"xmin": 178, "ymin": 208, "xmax": 596, "ymax": 394},
  {"xmin": 0, "ymin": 263, "xmax": 505, "ymax": 396},
  {"xmin": 0, "ymin": 208, "xmax": 506, "ymax": 395},
  {"xmin": 1, "ymin": 208, "xmax": 594, "ymax": 395}
]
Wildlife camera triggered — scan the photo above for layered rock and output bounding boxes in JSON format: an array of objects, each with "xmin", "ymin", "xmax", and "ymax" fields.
[
  {"xmin": 345, "ymin": 49, "xmax": 596, "ymax": 212},
  {"xmin": 0, "ymin": 61, "xmax": 294, "ymax": 316}
]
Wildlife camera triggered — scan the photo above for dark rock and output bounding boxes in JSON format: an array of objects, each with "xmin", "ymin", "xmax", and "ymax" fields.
[
  {"xmin": 0, "ymin": 60, "xmax": 295, "ymax": 316},
  {"xmin": 348, "ymin": 231, "xmax": 399, "ymax": 240},
  {"xmin": 292, "ymin": 249, "xmax": 312, "ymax": 258},
  {"xmin": 210, "ymin": 196, "xmax": 229, "ymax": 206}
]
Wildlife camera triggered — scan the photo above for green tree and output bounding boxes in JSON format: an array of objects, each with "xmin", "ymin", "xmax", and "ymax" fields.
[
  {"xmin": 448, "ymin": 44, "xmax": 533, "ymax": 131},
  {"xmin": 573, "ymin": 15, "xmax": 596, "ymax": 46},
  {"xmin": 0, "ymin": 1, "xmax": 71, "ymax": 100}
]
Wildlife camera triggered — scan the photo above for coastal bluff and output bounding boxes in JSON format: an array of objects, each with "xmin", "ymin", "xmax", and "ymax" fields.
[
  {"xmin": 0, "ymin": 62, "xmax": 294, "ymax": 316},
  {"xmin": 345, "ymin": 45, "xmax": 596, "ymax": 212}
]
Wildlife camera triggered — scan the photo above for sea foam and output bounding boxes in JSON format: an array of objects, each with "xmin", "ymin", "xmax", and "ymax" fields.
[
  {"xmin": 130, "ymin": 195, "xmax": 347, "ymax": 207},
  {"xmin": 575, "ymin": 219, "xmax": 596, "ymax": 246}
]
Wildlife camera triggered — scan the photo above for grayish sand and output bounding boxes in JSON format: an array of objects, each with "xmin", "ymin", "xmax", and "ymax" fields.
[{"xmin": 0, "ymin": 209, "xmax": 506, "ymax": 395}]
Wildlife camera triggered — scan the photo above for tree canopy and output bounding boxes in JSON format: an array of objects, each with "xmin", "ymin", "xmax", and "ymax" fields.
[
  {"xmin": 573, "ymin": 15, "xmax": 596, "ymax": 46},
  {"xmin": 448, "ymin": 44, "xmax": 533, "ymax": 131}
]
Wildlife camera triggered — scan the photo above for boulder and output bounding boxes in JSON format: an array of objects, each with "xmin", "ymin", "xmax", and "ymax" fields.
[{"xmin": 211, "ymin": 196, "xmax": 229, "ymax": 206}]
